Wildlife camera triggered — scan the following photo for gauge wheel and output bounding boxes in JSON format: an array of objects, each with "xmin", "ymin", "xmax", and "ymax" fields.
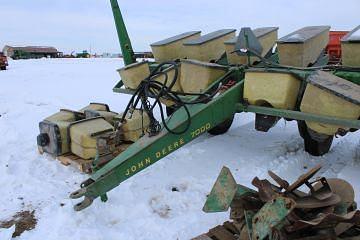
[
  {"xmin": 297, "ymin": 121, "xmax": 333, "ymax": 156},
  {"xmin": 208, "ymin": 115, "xmax": 234, "ymax": 135}
]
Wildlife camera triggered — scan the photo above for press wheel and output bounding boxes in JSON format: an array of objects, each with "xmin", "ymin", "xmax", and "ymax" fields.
[{"xmin": 297, "ymin": 121, "xmax": 333, "ymax": 156}]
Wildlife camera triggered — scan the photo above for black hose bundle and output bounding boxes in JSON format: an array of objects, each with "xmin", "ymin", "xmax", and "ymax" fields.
[{"xmin": 120, "ymin": 61, "xmax": 218, "ymax": 136}]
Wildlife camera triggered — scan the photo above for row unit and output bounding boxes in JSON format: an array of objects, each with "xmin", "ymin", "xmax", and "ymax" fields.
[
  {"xmin": 119, "ymin": 60, "xmax": 360, "ymax": 137},
  {"xmin": 244, "ymin": 70, "xmax": 360, "ymax": 136},
  {"xmin": 118, "ymin": 59, "xmax": 228, "ymax": 106}
]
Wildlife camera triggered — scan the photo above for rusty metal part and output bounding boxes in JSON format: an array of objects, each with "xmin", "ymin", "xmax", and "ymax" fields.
[
  {"xmin": 291, "ymin": 230, "xmax": 337, "ymax": 240},
  {"xmin": 197, "ymin": 165, "xmax": 360, "ymax": 240},
  {"xmin": 252, "ymin": 197, "xmax": 296, "ymax": 240},
  {"xmin": 271, "ymin": 228, "xmax": 290, "ymax": 240},
  {"xmin": 314, "ymin": 178, "xmax": 355, "ymax": 208},
  {"xmin": 94, "ymin": 131, "xmax": 131, "ymax": 168},
  {"xmin": 289, "ymin": 189, "xmax": 308, "ymax": 198},
  {"xmin": 287, "ymin": 210, "xmax": 360, "ymax": 233},
  {"xmin": 286, "ymin": 165, "xmax": 322, "ymax": 193},
  {"xmin": 340, "ymin": 236, "xmax": 360, "ymax": 240},
  {"xmin": 192, "ymin": 221, "xmax": 240, "ymax": 240},
  {"xmin": 309, "ymin": 177, "xmax": 333, "ymax": 201},
  {"xmin": 192, "ymin": 234, "xmax": 213, "ymax": 240},
  {"xmin": 336, "ymin": 223, "xmax": 356, "ymax": 236},
  {"xmin": 241, "ymin": 196, "xmax": 264, "ymax": 211},
  {"xmin": 230, "ymin": 200, "xmax": 245, "ymax": 221},
  {"xmin": 252, "ymin": 177, "xmax": 280, "ymax": 202},
  {"xmin": 232, "ymin": 219, "xmax": 245, "ymax": 233},
  {"xmin": 268, "ymin": 170, "xmax": 290, "ymax": 190},
  {"xmin": 239, "ymin": 225, "xmax": 249, "ymax": 240},
  {"xmin": 294, "ymin": 194, "xmax": 341, "ymax": 209}
]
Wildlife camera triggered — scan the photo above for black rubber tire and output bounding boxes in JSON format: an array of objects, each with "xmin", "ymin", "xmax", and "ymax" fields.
[
  {"xmin": 208, "ymin": 116, "xmax": 234, "ymax": 135},
  {"xmin": 304, "ymin": 135, "xmax": 333, "ymax": 157},
  {"xmin": 166, "ymin": 106, "xmax": 178, "ymax": 117},
  {"xmin": 297, "ymin": 120, "xmax": 307, "ymax": 139},
  {"xmin": 297, "ymin": 121, "xmax": 333, "ymax": 156},
  {"xmin": 0, "ymin": 66, "xmax": 6, "ymax": 70},
  {"xmin": 350, "ymin": 128, "xmax": 358, "ymax": 133}
]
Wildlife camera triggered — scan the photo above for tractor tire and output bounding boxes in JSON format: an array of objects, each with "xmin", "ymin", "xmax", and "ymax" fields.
[
  {"xmin": 166, "ymin": 106, "xmax": 178, "ymax": 117},
  {"xmin": 297, "ymin": 121, "xmax": 333, "ymax": 156},
  {"xmin": 208, "ymin": 115, "xmax": 234, "ymax": 135}
]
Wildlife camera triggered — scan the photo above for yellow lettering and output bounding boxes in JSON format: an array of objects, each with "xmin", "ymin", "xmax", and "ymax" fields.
[
  {"xmin": 124, "ymin": 158, "xmax": 153, "ymax": 177},
  {"xmin": 168, "ymin": 144, "xmax": 173, "ymax": 152},
  {"xmin": 196, "ymin": 129, "xmax": 201, "ymax": 135},
  {"xmin": 179, "ymin": 138, "xmax": 185, "ymax": 145},
  {"xmin": 156, "ymin": 152, "xmax": 161, "ymax": 158},
  {"xmin": 162, "ymin": 148, "xmax": 167, "ymax": 155},
  {"xmin": 174, "ymin": 141, "xmax": 179, "ymax": 148},
  {"xmin": 190, "ymin": 123, "xmax": 212, "ymax": 139}
]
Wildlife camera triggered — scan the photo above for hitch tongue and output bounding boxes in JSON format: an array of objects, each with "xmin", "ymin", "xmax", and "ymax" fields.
[
  {"xmin": 70, "ymin": 188, "xmax": 87, "ymax": 199},
  {"xmin": 70, "ymin": 187, "xmax": 95, "ymax": 211},
  {"xmin": 73, "ymin": 197, "xmax": 94, "ymax": 211}
]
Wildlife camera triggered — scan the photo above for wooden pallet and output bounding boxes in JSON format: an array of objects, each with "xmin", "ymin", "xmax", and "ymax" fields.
[
  {"xmin": 192, "ymin": 221, "xmax": 240, "ymax": 240},
  {"xmin": 57, "ymin": 153, "xmax": 93, "ymax": 174}
]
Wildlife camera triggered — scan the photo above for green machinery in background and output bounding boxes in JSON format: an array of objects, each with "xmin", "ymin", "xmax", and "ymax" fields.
[
  {"xmin": 76, "ymin": 50, "xmax": 91, "ymax": 58},
  {"xmin": 37, "ymin": 0, "xmax": 360, "ymax": 212}
]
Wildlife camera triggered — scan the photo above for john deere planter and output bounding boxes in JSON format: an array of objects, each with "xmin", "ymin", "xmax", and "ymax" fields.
[{"xmin": 37, "ymin": 0, "xmax": 360, "ymax": 214}]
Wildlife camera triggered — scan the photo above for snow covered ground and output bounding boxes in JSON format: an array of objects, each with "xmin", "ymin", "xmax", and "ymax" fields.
[{"xmin": 0, "ymin": 58, "xmax": 359, "ymax": 240}]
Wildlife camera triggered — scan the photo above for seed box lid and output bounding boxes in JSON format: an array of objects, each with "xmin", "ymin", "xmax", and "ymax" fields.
[
  {"xmin": 151, "ymin": 31, "xmax": 201, "ymax": 46},
  {"xmin": 307, "ymin": 70, "xmax": 360, "ymax": 105},
  {"xmin": 277, "ymin": 26, "xmax": 330, "ymax": 43},
  {"xmin": 184, "ymin": 29, "xmax": 236, "ymax": 46},
  {"xmin": 341, "ymin": 25, "xmax": 360, "ymax": 43}
]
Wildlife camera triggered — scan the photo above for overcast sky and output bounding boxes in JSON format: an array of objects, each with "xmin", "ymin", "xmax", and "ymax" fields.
[{"xmin": 1, "ymin": 0, "xmax": 359, "ymax": 54}]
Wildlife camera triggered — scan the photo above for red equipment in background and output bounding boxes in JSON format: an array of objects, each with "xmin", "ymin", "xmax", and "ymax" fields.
[
  {"xmin": 326, "ymin": 31, "xmax": 348, "ymax": 64},
  {"xmin": 0, "ymin": 52, "xmax": 8, "ymax": 70}
]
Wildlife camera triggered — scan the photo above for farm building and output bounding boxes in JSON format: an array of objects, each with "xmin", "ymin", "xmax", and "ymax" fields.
[{"xmin": 2, "ymin": 45, "xmax": 62, "ymax": 59}]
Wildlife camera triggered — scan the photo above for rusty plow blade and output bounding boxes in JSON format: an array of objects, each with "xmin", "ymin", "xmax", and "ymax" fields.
[
  {"xmin": 287, "ymin": 210, "xmax": 360, "ymax": 233},
  {"xmin": 197, "ymin": 165, "xmax": 360, "ymax": 240}
]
